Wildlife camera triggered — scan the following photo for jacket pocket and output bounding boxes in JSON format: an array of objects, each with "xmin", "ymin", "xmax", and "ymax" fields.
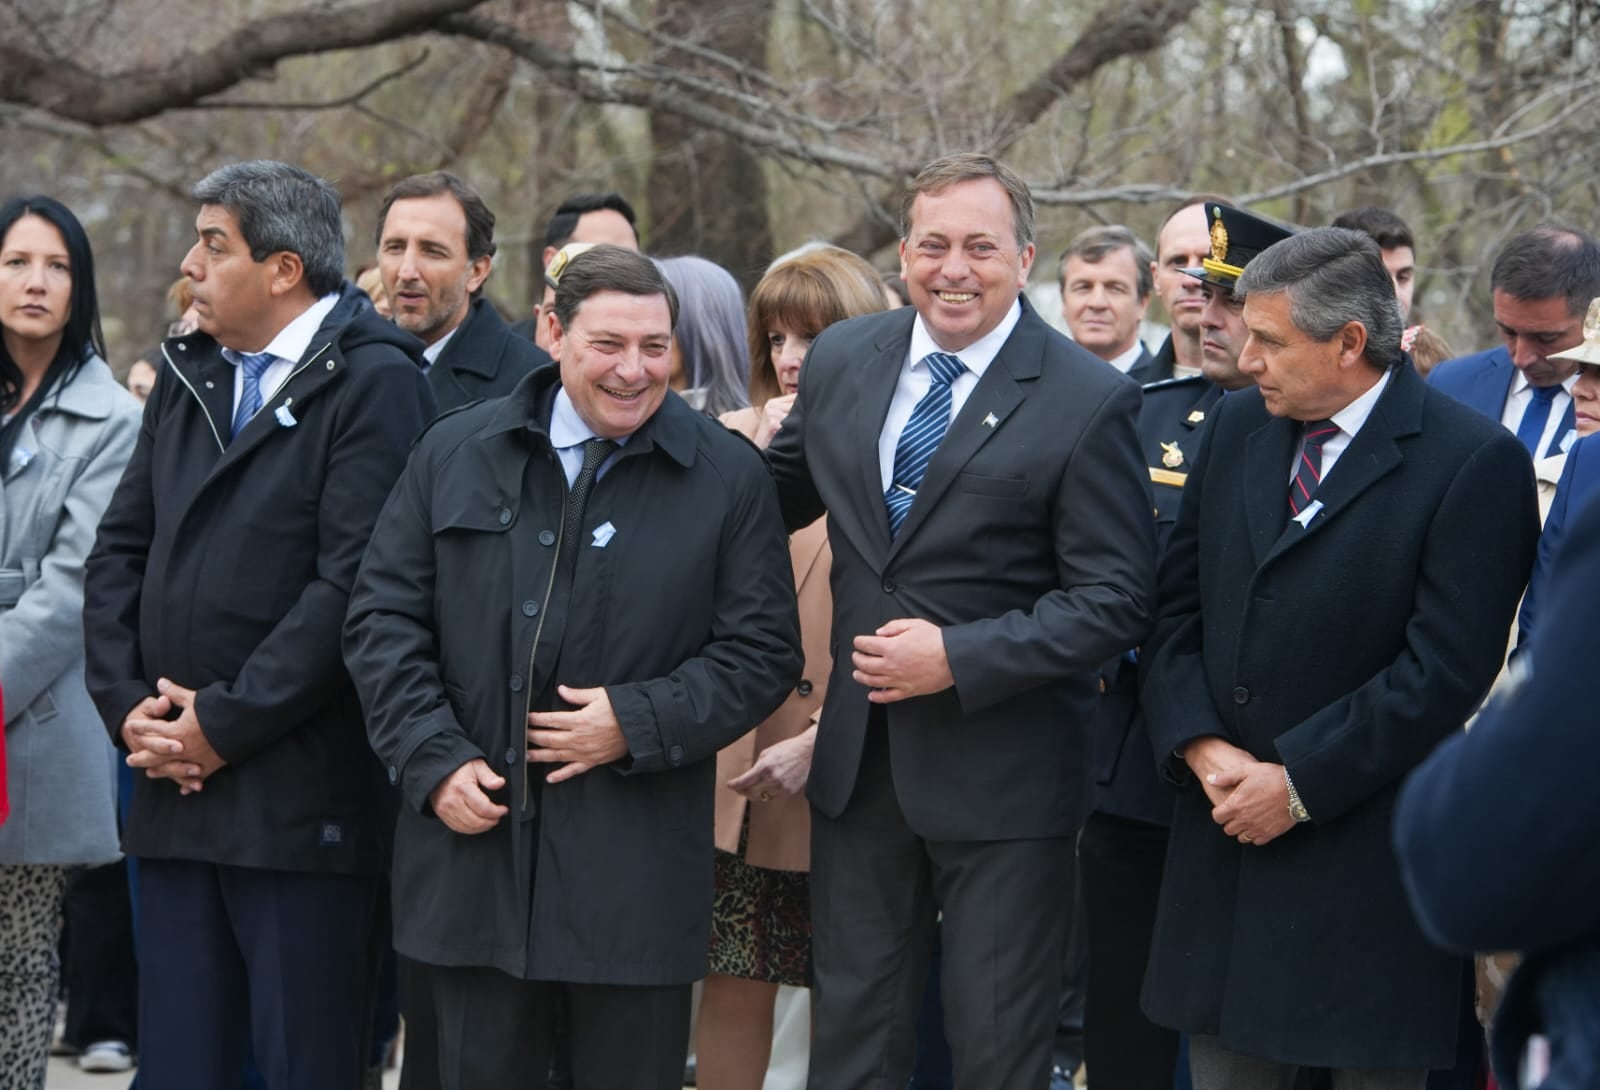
[{"xmin": 954, "ymin": 471, "xmax": 1027, "ymax": 498}]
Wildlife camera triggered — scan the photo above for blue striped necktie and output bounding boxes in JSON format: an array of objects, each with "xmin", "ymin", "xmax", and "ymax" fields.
[
  {"xmin": 1515, "ymin": 384, "xmax": 1561, "ymax": 457},
  {"xmin": 885, "ymin": 352, "xmax": 967, "ymax": 537},
  {"xmin": 231, "ymin": 351, "xmax": 276, "ymax": 439}
]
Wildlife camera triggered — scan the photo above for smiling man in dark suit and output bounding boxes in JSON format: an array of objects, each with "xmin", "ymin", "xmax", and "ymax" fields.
[
  {"xmin": 1139, "ymin": 227, "xmax": 1539, "ymax": 1089},
  {"xmin": 766, "ymin": 152, "xmax": 1155, "ymax": 1090}
]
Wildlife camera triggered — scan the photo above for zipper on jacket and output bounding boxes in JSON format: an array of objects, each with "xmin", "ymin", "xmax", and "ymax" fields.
[
  {"xmin": 522, "ymin": 454, "xmax": 568, "ymax": 808},
  {"xmin": 160, "ymin": 341, "xmax": 333, "ymax": 453}
]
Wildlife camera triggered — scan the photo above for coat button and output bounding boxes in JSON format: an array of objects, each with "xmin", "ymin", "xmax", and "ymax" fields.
[
  {"xmin": 509, "ymin": 675, "xmax": 524, "ymax": 692},
  {"xmin": 538, "ymin": 530, "xmax": 556, "ymax": 546},
  {"xmin": 797, "ymin": 679, "xmax": 813, "ymax": 697},
  {"xmin": 1233, "ymin": 686, "xmax": 1250, "ymax": 705},
  {"xmin": 668, "ymin": 744, "xmax": 684, "ymax": 764},
  {"xmin": 882, "ymin": 579, "xmax": 896, "ymax": 594},
  {"xmin": 498, "ymin": 508, "xmax": 512, "ymax": 526},
  {"xmin": 388, "ymin": 765, "xmax": 398, "ymax": 785},
  {"xmin": 504, "ymin": 747, "xmax": 518, "ymax": 766},
  {"xmin": 522, "ymin": 600, "xmax": 539, "ymax": 617}
]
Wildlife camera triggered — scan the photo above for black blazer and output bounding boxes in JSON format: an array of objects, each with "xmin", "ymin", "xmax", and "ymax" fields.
[
  {"xmin": 1138, "ymin": 363, "xmax": 1539, "ymax": 1067},
  {"xmin": 83, "ymin": 286, "xmax": 437, "ymax": 875},
  {"xmin": 767, "ymin": 299, "xmax": 1156, "ymax": 840},
  {"xmin": 428, "ymin": 298, "xmax": 552, "ymax": 413}
]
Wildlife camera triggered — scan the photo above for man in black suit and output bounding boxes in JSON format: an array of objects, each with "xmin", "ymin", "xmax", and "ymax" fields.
[
  {"xmin": 376, "ymin": 172, "xmax": 551, "ymax": 414},
  {"xmin": 767, "ymin": 152, "xmax": 1156, "ymax": 1090},
  {"xmin": 1058, "ymin": 224, "xmax": 1162, "ymax": 381},
  {"xmin": 1139, "ymin": 227, "xmax": 1540, "ymax": 1089},
  {"xmin": 83, "ymin": 160, "xmax": 436, "ymax": 1090}
]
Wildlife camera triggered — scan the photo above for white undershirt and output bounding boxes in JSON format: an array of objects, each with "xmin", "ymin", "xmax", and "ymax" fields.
[
  {"xmin": 878, "ymin": 302, "xmax": 1022, "ymax": 492},
  {"xmin": 1499, "ymin": 371, "xmax": 1578, "ymax": 457},
  {"xmin": 1288, "ymin": 368, "xmax": 1392, "ymax": 486},
  {"xmin": 220, "ymin": 294, "xmax": 340, "ymax": 419},
  {"xmin": 1103, "ymin": 340, "xmax": 1146, "ymax": 375}
]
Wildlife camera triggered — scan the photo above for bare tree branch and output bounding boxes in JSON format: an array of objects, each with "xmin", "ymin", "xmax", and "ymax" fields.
[
  {"xmin": 0, "ymin": 0, "xmax": 485, "ymax": 125},
  {"xmin": 182, "ymin": 51, "xmax": 432, "ymax": 112}
]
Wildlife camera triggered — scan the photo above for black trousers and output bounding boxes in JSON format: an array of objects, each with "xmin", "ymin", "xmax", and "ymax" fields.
[
  {"xmin": 809, "ymin": 725, "xmax": 1073, "ymax": 1090},
  {"xmin": 61, "ymin": 860, "xmax": 139, "ymax": 1050},
  {"xmin": 1079, "ymin": 810, "xmax": 1181, "ymax": 1090},
  {"xmin": 136, "ymin": 858, "xmax": 382, "ymax": 1090},
  {"xmin": 425, "ymin": 964, "xmax": 691, "ymax": 1090}
]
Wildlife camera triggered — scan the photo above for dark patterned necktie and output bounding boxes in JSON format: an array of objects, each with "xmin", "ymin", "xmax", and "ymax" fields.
[
  {"xmin": 885, "ymin": 352, "xmax": 967, "ymax": 537},
  {"xmin": 1289, "ymin": 419, "xmax": 1339, "ymax": 515},
  {"xmin": 566, "ymin": 438, "xmax": 618, "ymax": 548}
]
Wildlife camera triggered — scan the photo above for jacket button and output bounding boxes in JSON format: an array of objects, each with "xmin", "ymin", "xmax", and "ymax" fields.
[
  {"xmin": 538, "ymin": 530, "xmax": 556, "ymax": 546},
  {"xmin": 797, "ymin": 679, "xmax": 813, "ymax": 697},
  {"xmin": 509, "ymin": 675, "xmax": 524, "ymax": 692},
  {"xmin": 522, "ymin": 600, "xmax": 539, "ymax": 617},
  {"xmin": 1233, "ymin": 686, "xmax": 1250, "ymax": 705},
  {"xmin": 498, "ymin": 508, "xmax": 512, "ymax": 526},
  {"xmin": 668, "ymin": 744, "xmax": 684, "ymax": 764},
  {"xmin": 882, "ymin": 579, "xmax": 896, "ymax": 594},
  {"xmin": 388, "ymin": 765, "xmax": 398, "ymax": 785},
  {"xmin": 504, "ymin": 747, "xmax": 518, "ymax": 766}
]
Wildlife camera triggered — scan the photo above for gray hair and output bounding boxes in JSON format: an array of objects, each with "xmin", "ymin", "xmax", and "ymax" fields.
[
  {"xmin": 655, "ymin": 255, "xmax": 751, "ymax": 417},
  {"xmin": 1236, "ymin": 227, "xmax": 1403, "ymax": 371},
  {"xmin": 192, "ymin": 160, "xmax": 345, "ymax": 297},
  {"xmin": 1058, "ymin": 225, "xmax": 1155, "ymax": 300}
]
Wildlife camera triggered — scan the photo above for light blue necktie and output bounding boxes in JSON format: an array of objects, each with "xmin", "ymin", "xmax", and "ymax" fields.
[
  {"xmin": 885, "ymin": 352, "xmax": 967, "ymax": 537},
  {"xmin": 1515, "ymin": 384, "xmax": 1561, "ymax": 457},
  {"xmin": 231, "ymin": 351, "xmax": 276, "ymax": 439}
]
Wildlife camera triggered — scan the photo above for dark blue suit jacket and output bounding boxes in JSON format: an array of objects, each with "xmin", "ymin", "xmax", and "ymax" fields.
[
  {"xmin": 1517, "ymin": 434, "xmax": 1600, "ymax": 646},
  {"xmin": 1428, "ymin": 346, "xmax": 1575, "ymax": 458}
]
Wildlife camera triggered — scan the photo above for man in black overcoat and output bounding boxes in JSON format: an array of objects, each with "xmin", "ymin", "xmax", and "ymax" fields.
[{"xmin": 1139, "ymin": 227, "xmax": 1540, "ymax": 1088}]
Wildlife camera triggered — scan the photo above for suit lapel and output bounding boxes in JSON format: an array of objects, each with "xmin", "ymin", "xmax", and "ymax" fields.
[
  {"xmin": 211, "ymin": 342, "xmax": 339, "ymax": 473},
  {"xmin": 1242, "ymin": 415, "xmax": 1298, "ymax": 566},
  {"xmin": 853, "ymin": 326, "xmax": 911, "ymax": 560},
  {"xmin": 1264, "ymin": 366, "xmax": 1423, "ymax": 565}
]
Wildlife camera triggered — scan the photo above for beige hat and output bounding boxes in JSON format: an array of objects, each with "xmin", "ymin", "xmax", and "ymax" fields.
[
  {"xmin": 544, "ymin": 242, "xmax": 597, "ymax": 290},
  {"xmin": 1550, "ymin": 297, "xmax": 1600, "ymax": 365}
]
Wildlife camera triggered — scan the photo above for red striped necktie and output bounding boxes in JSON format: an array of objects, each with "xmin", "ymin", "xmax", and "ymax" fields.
[{"xmin": 1289, "ymin": 419, "xmax": 1339, "ymax": 516}]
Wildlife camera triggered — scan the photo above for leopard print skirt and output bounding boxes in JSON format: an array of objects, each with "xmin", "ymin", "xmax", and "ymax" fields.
[
  {"xmin": 707, "ymin": 820, "xmax": 811, "ymax": 987},
  {"xmin": 0, "ymin": 864, "xmax": 72, "ymax": 1090}
]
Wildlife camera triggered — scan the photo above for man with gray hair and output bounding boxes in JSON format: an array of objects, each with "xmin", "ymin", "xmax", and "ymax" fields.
[
  {"xmin": 1138, "ymin": 227, "xmax": 1539, "ymax": 1089},
  {"xmin": 1058, "ymin": 224, "xmax": 1160, "ymax": 380},
  {"xmin": 84, "ymin": 159, "xmax": 436, "ymax": 1089}
]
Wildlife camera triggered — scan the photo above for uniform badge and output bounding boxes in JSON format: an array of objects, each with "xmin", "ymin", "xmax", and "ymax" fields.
[
  {"xmin": 1210, "ymin": 206, "xmax": 1230, "ymax": 264},
  {"xmin": 1186, "ymin": 409, "xmax": 1206, "ymax": 425},
  {"xmin": 1160, "ymin": 441, "xmax": 1185, "ymax": 469}
]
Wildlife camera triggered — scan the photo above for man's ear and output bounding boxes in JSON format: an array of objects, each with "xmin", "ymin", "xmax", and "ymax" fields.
[
  {"xmin": 1337, "ymin": 320, "xmax": 1369, "ymax": 370},
  {"xmin": 466, "ymin": 254, "xmax": 493, "ymax": 296},
  {"xmin": 267, "ymin": 251, "xmax": 306, "ymax": 298}
]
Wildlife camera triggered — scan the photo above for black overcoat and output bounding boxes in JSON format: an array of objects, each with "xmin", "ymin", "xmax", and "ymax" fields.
[
  {"xmin": 1139, "ymin": 363, "xmax": 1539, "ymax": 1067},
  {"xmin": 83, "ymin": 286, "xmax": 436, "ymax": 875},
  {"xmin": 427, "ymin": 297, "xmax": 552, "ymax": 413},
  {"xmin": 343, "ymin": 367, "xmax": 802, "ymax": 984}
]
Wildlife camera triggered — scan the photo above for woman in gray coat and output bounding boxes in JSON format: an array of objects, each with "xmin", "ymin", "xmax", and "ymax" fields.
[{"xmin": 0, "ymin": 195, "xmax": 140, "ymax": 1089}]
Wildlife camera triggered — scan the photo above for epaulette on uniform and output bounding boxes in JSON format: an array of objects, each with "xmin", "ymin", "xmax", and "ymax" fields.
[{"xmin": 1142, "ymin": 373, "xmax": 1207, "ymax": 394}]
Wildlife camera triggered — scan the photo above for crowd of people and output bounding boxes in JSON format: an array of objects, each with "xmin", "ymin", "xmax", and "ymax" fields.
[{"xmin": 0, "ymin": 149, "xmax": 1594, "ymax": 1090}]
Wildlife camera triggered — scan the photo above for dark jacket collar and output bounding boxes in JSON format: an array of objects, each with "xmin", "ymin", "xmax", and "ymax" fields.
[
  {"xmin": 434, "ymin": 298, "xmax": 504, "ymax": 380},
  {"xmin": 479, "ymin": 362, "xmax": 700, "ymax": 469}
]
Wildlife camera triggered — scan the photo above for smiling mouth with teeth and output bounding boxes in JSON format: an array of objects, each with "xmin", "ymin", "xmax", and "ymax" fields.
[
  {"xmin": 936, "ymin": 291, "xmax": 977, "ymax": 304},
  {"xmin": 599, "ymin": 384, "xmax": 643, "ymax": 400}
]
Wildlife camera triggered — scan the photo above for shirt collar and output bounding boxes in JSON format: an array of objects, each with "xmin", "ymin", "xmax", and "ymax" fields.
[
  {"xmin": 422, "ymin": 325, "xmax": 458, "ymax": 366},
  {"xmin": 1104, "ymin": 339, "xmax": 1146, "ymax": 375},
  {"xmin": 549, "ymin": 387, "xmax": 632, "ymax": 450},
  {"xmin": 221, "ymin": 293, "xmax": 340, "ymax": 368},
  {"xmin": 1508, "ymin": 368, "xmax": 1579, "ymax": 398},
  {"xmin": 906, "ymin": 299, "xmax": 1023, "ymax": 377},
  {"xmin": 1329, "ymin": 367, "xmax": 1393, "ymax": 438}
]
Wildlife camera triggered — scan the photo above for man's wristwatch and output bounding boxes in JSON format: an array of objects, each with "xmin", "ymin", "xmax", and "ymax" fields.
[{"xmin": 1285, "ymin": 769, "xmax": 1311, "ymax": 823}]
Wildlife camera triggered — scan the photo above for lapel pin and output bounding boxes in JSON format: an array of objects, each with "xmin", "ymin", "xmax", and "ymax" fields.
[
  {"xmin": 1186, "ymin": 409, "xmax": 1207, "ymax": 424},
  {"xmin": 982, "ymin": 412, "xmax": 999, "ymax": 429},
  {"xmin": 592, "ymin": 521, "xmax": 617, "ymax": 548},
  {"xmin": 1293, "ymin": 499, "xmax": 1324, "ymax": 528},
  {"xmin": 1161, "ymin": 441, "xmax": 1185, "ymax": 469},
  {"xmin": 275, "ymin": 403, "xmax": 298, "ymax": 428}
]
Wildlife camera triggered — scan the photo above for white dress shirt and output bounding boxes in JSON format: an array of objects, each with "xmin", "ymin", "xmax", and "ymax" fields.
[
  {"xmin": 1288, "ymin": 368, "xmax": 1393, "ymax": 486},
  {"xmin": 1103, "ymin": 340, "xmax": 1147, "ymax": 376},
  {"xmin": 221, "ymin": 293, "xmax": 340, "ymax": 421},
  {"xmin": 1499, "ymin": 371, "xmax": 1578, "ymax": 457},
  {"xmin": 549, "ymin": 387, "xmax": 630, "ymax": 487},
  {"xmin": 878, "ymin": 302, "xmax": 1023, "ymax": 492},
  {"xmin": 420, "ymin": 325, "xmax": 459, "ymax": 374}
]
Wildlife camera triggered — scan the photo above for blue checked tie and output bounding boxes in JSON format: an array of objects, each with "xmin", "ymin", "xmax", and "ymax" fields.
[
  {"xmin": 885, "ymin": 352, "xmax": 967, "ymax": 537},
  {"xmin": 230, "ymin": 351, "xmax": 276, "ymax": 439},
  {"xmin": 1515, "ymin": 384, "xmax": 1561, "ymax": 457}
]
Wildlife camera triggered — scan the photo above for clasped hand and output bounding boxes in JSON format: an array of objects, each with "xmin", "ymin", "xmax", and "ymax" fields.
[
  {"xmin": 120, "ymin": 678, "xmax": 226, "ymax": 795},
  {"xmin": 1183, "ymin": 736, "xmax": 1296, "ymax": 847},
  {"xmin": 851, "ymin": 618, "xmax": 953, "ymax": 703}
]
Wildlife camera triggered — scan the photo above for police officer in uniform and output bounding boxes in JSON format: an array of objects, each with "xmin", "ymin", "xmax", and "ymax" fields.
[{"xmin": 1080, "ymin": 204, "xmax": 1294, "ymax": 1090}]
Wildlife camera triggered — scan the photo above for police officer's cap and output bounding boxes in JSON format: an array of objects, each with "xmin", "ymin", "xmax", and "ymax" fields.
[{"xmin": 1183, "ymin": 204, "xmax": 1296, "ymax": 290}]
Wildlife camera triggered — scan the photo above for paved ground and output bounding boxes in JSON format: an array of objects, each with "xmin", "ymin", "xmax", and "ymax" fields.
[{"xmin": 46, "ymin": 1056, "xmax": 401, "ymax": 1089}]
